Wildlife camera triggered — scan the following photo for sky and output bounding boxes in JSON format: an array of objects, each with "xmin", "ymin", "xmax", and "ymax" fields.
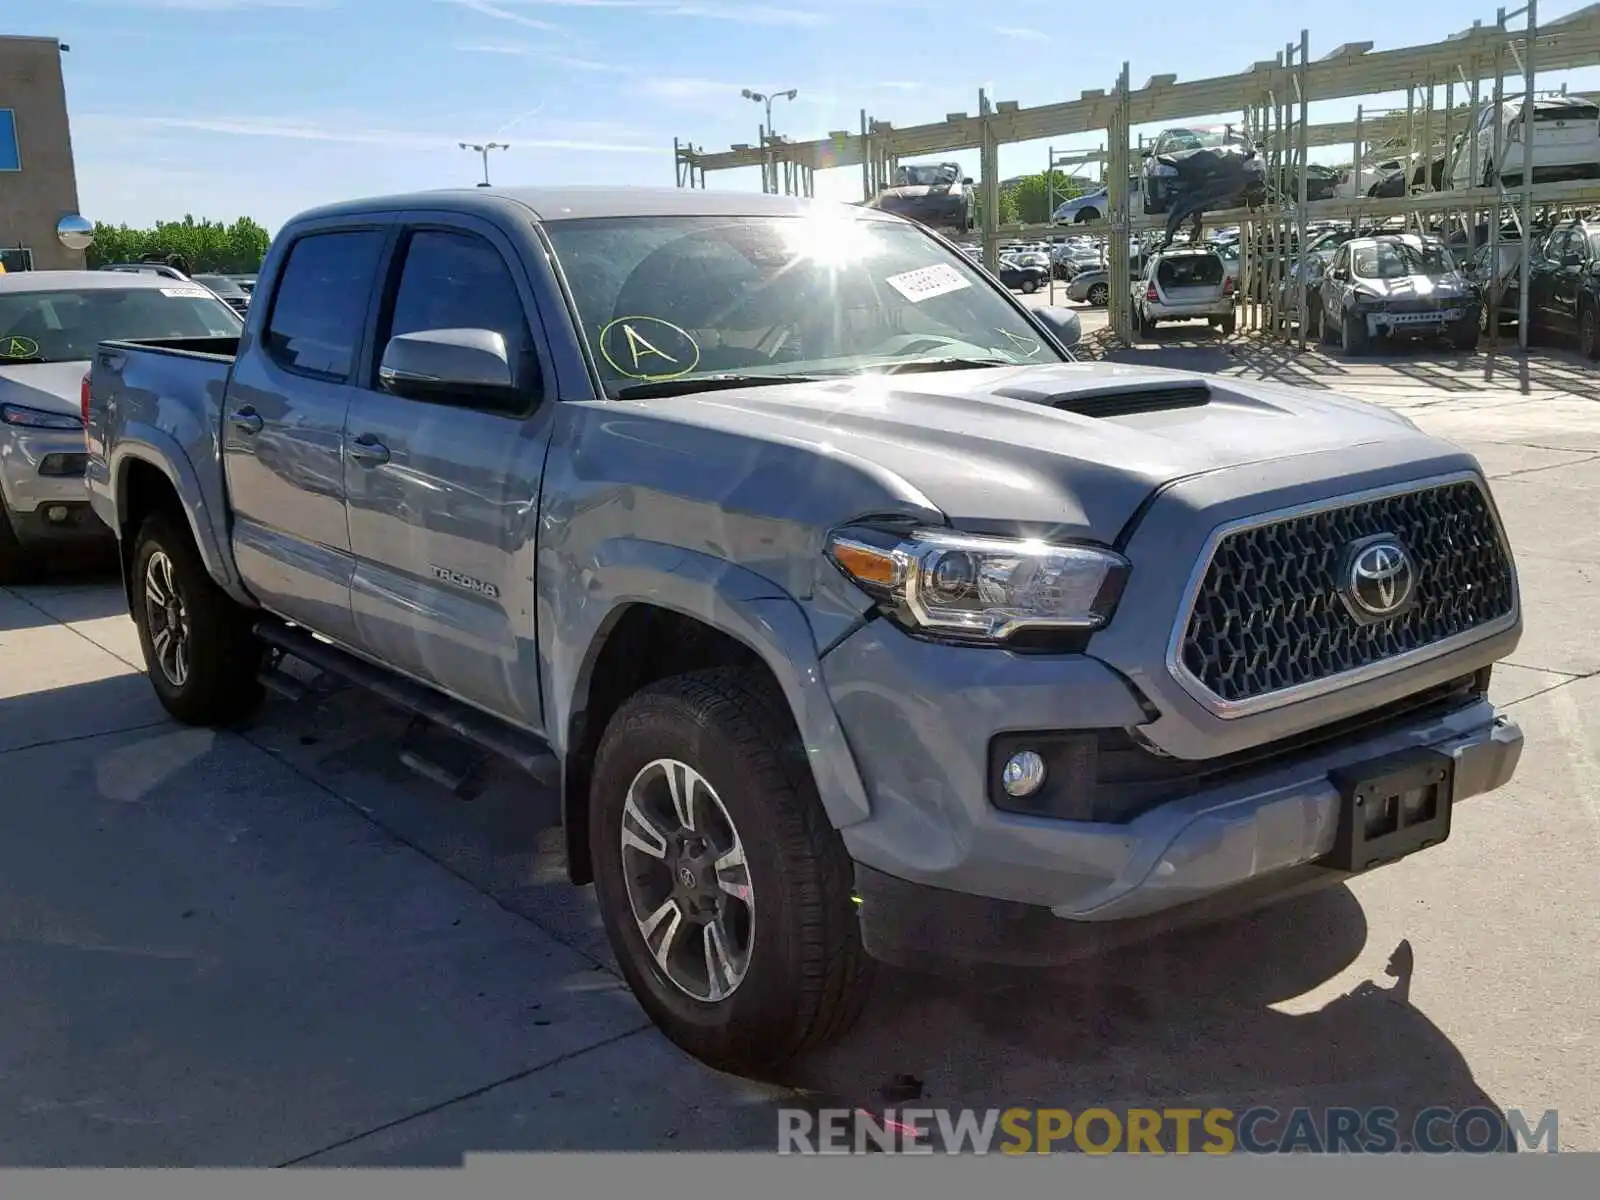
[{"xmin": 15, "ymin": 0, "xmax": 1600, "ymax": 232}]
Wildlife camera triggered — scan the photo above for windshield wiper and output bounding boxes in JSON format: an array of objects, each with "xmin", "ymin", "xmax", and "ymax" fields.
[
  {"xmin": 877, "ymin": 357, "xmax": 1019, "ymax": 374},
  {"xmin": 615, "ymin": 372, "xmax": 826, "ymax": 400}
]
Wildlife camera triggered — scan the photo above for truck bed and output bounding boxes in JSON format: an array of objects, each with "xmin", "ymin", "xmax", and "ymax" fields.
[{"xmin": 100, "ymin": 335, "xmax": 241, "ymax": 361}]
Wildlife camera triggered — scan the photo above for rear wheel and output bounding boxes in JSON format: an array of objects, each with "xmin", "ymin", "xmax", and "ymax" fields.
[
  {"xmin": 589, "ymin": 668, "xmax": 871, "ymax": 1074},
  {"xmin": 1086, "ymin": 282, "xmax": 1109, "ymax": 306},
  {"xmin": 1139, "ymin": 312, "xmax": 1158, "ymax": 338},
  {"xmin": 1074, "ymin": 209, "xmax": 1100, "ymax": 224},
  {"xmin": 130, "ymin": 513, "xmax": 265, "ymax": 725},
  {"xmin": 1449, "ymin": 323, "xmax": 1480, "ymax": 352},
  {"xmin": 1021, "ymin": 278, "xmax": 1038, "ymax": 294},
  {"xmin": 1219, "ymin": 313, "xmax": 1237, "ymax": 337}
]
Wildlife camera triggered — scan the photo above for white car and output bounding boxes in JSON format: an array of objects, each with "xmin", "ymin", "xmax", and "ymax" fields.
[
  {"xmin": 1133, "ymin": 247, "xmax": 1238, "ymax": 337},
  {"xmin": 1447, "ymin": 93, "xmax": 1600, "ymax": 189},
  {"xmin": 1333, "ymin": 155, "xmax": 1418, "ymax": 199}
]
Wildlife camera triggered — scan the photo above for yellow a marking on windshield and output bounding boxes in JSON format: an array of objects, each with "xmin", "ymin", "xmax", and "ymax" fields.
[{"xmin": 622, "ymin": 323, "xmax": 678, "ymax": 370}]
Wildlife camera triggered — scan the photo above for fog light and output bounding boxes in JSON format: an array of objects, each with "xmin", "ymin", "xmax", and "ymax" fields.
[
  {"xmin": 1001, "ymin": 750, "xmax": 1047, "ymax": 798},
  {"xmin": 47, "ymin": 505, "xmax": 69, "ymax": 522}
]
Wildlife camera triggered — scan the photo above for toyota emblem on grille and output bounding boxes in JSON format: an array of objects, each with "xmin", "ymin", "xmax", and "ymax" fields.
[{"xmin": 1343, "ymin": 536, "xmax": 1417, "ymax": 620}]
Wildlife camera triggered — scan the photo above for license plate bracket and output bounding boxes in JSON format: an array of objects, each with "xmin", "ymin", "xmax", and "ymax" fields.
[{"xmin": 1323, "ymin": 748, "xmax": 1455, "ymax": 874}]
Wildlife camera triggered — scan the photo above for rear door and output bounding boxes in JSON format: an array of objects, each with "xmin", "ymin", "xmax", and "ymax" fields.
[
  {"xmin": 342, "ymin": 214, "xmax": 557, "ymax": 731},
  {"xmin": 222, "ymin": 224, "xmax": 390, "ymax": 644},
  {"xmin": 1155, "ymin": 253, "xmax": 1224, "ymax": 304}
]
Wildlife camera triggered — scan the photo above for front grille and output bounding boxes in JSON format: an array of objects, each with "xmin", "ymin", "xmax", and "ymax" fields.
[
  {"xmin": 1177, "ymin": 479, "xmax": 1516, "ymax": 706},
  {"xmin": 1383, "ymin": 299, "xmax": 1447, "ymax": 314}
]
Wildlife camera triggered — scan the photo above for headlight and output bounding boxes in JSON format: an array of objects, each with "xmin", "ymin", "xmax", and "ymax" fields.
[
  {"xmin": 0, "ymin": 403, "xmax": 83, "ymax": 431},
  {"xmin": 826, "ymin": 526, "xmax": 1130, "ymax": 642}
]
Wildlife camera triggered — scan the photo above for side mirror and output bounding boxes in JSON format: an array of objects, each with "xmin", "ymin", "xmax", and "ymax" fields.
[
  {"xmin": 378, "ymin": 328, "xmax": 519, "ymax": 405},
  {"xmin": 1034, "ymin": 306, "xmax": 1082, "ymax": 349},
  {"xmin": 962, "ymin": 176, "xmax": 974, "ymax": 185}
]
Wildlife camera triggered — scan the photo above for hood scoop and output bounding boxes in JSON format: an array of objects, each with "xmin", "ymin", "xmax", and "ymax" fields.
[{"xmin": 994, "ymin": 380, "xmax": 1212, "ymax": 419}]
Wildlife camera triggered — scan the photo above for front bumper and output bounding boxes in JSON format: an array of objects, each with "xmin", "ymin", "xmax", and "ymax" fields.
[
  {"xmin": 0, "ymin": 426, "xmax": 109, "ymax": 546},
  {"xmin": 826, "ymin": 617, "xmax": 1522, "ymax": 971},
  {"xmin": 1361, "ymin": 302, "xmax": 1479, "ymax": 339}
]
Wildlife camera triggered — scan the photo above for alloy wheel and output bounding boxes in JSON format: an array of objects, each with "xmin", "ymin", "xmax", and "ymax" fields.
[
  {"xmin": 143, "ymin": 550, "xmax": 191, "ymax": 688},
  {"xmin": 619, "ymin": 758, "xmax": 755, "ymax": 1003}
]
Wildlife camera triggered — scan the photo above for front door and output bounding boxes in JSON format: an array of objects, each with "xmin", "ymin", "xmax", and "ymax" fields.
[
  {"xmin": 342, "ymin": 217, "xmax": 557, "ymax": 731},
  {"xmin": 222, "ymin": 225, "xmax": 389, "ymax": 644}
]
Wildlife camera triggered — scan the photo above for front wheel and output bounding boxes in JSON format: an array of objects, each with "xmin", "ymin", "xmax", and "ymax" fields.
[
  {"xmin": 0, "ymin": 495, "xmax": 27, "ymax": 586},
  {"xmin": 130, "ymin": 513, "xmax": 264, "ymax": 725},
  {"xmin": 589, "ymin": 668, "xmax": 871, "ymax": 1074},
  {"xmin": 1086, "ymin": 282, "xmax": 1109, "ymax": 306},
  {"xmin": 1580, "ymin": 304, "xmax": 1600, "ymax": 360},
  {"xmin": 1021, "ymin": 278, "xmax": 1038, "ymax": 294},
  {"xmin": 1341, "ymin": 310, "xmax": 1370, "ymax": 356}
]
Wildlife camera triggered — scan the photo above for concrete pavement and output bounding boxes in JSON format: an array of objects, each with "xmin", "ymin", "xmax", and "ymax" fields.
[{"xmin": 2, "ymin": 336, "xmax": 1597, "ymax": 1160}]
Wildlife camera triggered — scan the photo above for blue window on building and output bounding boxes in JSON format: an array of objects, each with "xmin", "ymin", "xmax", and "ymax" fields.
[{"xmin": 0, "ymin": 110, "xmax": 19, "ymax": 171}]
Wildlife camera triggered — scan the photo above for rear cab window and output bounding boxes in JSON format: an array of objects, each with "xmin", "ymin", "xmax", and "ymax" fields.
[{"xmin": 263, "ymin": 229, "xmax": 386, "ymax": 380}]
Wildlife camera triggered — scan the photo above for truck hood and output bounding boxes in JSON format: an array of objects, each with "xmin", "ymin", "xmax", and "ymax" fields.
[
  {"xmin": 638, "ymin": 361, "xmax": 1431, "ymax": 538},
  {"xmin": 1351, "ymin": 273, "xmax": 1471, "ymax": 302},
  {"xmin": 0, "ymin": 360, "xmax": 90, "ymax": 416}
]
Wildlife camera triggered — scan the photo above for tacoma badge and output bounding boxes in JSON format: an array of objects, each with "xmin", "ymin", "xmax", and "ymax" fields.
[{"xmin": 430, "ymin": 565, "xmax": 500, "ymax": 599}]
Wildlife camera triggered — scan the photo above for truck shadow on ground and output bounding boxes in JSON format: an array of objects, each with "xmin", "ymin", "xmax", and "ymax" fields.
[
  {"xmin": 778, "ymin": 887, "xmax": 1512, "ymax": 1153},
  {"xmin": 240, "ymin": 680, "xmax": 1512, "ymax": 1155},
  {"xmin": 0, "ymin": 603, "xmax": 1514, "ymax": 1158}
]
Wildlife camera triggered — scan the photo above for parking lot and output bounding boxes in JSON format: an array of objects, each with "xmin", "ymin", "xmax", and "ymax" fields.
[{"xmin": 3, "ymin": 337, "xmax": 1598, "ymax": 1163}]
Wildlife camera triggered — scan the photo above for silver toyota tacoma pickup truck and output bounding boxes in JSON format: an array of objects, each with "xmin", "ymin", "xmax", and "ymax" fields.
[{"xmin": 85, "ymin": 186, "xmax": 1524, "ymax": 1074}]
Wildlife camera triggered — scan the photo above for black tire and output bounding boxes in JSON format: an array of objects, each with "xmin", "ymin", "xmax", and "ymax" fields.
[
  {"xmin": 0, "ymin": 495, "xmax": 27, "ymax": 586},
  {"xmin": 1449, "ymin": 324, "xmax": 1479, "ymax": 353},
  {"xmin": 1306, "ymin": 300, "xmax": 1322, "ymax": 342},
  {"xmin": 1021, "ymin": 278, "xmax": 1038, "ymax": 294},
  {"xmin": 1318, "ymin": 304, "xmax": 1337, "ymax": 345},
  {"xmin": 130, "ymin": 512, "xmax": 264, "ymax": 725},
  {"xmin": 1139, "ymin": 313, "xmax": 1158, "ymax": 338},
  {"xmin": 1341, "ymin": 310, "xmax": 1370, "ymax": 356},
  {"xmin": 1087, "ymin": 282, "xmax": 1109, "ymax": 306},
  {"xmin": 589, "ymin": 667, "xmax": 871, "ymax": 1074},
  {"xmin": 1220, "ymin": 313, "xmax": 1237, "ymax": 336},
  {"xmin": 1581, "ymin": 303, "xmax": 1600, "ymax": 361}
]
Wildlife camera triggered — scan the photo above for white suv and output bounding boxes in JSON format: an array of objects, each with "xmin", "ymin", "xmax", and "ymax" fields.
[{"xmin": 1134, "ymin": 247, "xmax": 1237, "ymax": 337}]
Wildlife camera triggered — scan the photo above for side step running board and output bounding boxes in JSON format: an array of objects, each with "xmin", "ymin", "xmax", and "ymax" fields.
[{"xmin": 253, "ymin": 619, "xmax": 560, "ymax": 789}]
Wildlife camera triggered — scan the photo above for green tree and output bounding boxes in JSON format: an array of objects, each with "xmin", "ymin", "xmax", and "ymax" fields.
[
  {"xmin": 1005, "ymin": 170, "xmax": 1086, "ymax": 226},
  {"xmin": 972, "ymin": 185, "xmax": 1020, "ymax": 229},
  {"xmin": 86, "ymin": 216, "xmax": 271, "ymax": 274}
]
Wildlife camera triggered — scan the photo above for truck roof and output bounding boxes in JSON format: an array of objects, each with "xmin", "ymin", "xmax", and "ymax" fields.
[
  {"xmin": 0, "ymin": 270, "xmax": 193, "ymax": 293},
  {"xmin": 286, "ymin": 185, "xmax": 898, "ymax": 227}
]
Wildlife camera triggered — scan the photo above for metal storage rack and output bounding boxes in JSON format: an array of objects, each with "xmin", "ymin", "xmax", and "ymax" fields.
[{"xmin": 675, "ymin": 3, "xmax": 1600, "ymax": 357}]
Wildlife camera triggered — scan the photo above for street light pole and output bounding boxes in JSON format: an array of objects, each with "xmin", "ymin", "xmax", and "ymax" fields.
[
  {"xmin": 458, "ymin": 141, "xmax": 508, "ymax": 186},
  {"xmin": 741, "ymin": 87, "xmax": 797, "ymax": 194}
]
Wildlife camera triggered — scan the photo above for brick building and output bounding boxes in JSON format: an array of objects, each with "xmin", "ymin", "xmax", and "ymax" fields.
[{"xmin": 0, "ymin": 35, "xmax": 85, "ymax": 272}]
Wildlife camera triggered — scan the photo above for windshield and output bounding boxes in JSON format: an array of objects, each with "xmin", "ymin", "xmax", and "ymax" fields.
[
  {"xmin": 0, "ymin": 287, "xmax": 243, "ymax": 364},
  {"xmin": 894, "ymin": 164, "xmax": 959, "ymax": 187},
  {"xmin": 193, "ymin": 274, "xmax": 247, "ymax": 297},
  {"xmin": 1164, "ymin": 127, "xmax": 1247, "ymax": 152},
  {"xmin": 542, "ymin": 213, "xmax": 1062, "ymax": 395},
  {"xmin": 1351, "ymin": 242, "xmax": 1456, "ymax": 280}
]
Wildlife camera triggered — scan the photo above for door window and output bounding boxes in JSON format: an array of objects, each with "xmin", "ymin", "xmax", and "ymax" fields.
[
  {"xmin": 264, "ymin": 229, "xmax": 385, "ymax": 381},
  {"xmin": 378, "ymin": 228, "xmax": 539, "ymax": 412}
]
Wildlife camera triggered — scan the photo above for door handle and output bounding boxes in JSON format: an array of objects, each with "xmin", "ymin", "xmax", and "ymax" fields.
[
  {"xmin": 228, "ymin": 406, "xmax": 263, "ymax": 435},
  {"xmin": 348, "ymin": 434, "xmax": 390, "ymax": 466}
]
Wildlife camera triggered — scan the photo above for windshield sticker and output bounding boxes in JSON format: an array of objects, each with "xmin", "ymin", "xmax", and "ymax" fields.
[
  {"xmin": 160, "ymin": 287, "xmax": 212, "ymax": 298},
  {"xmin": 884, "ymin": 263, "xmax": 972, "ymax": 303},
  {"xmin": 599, "ymin": 316, "xmax": 701, "ymax": 381},
  {"xmin": 0, "ymin": 335, "xmax": 40, "ymax": 359}
]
